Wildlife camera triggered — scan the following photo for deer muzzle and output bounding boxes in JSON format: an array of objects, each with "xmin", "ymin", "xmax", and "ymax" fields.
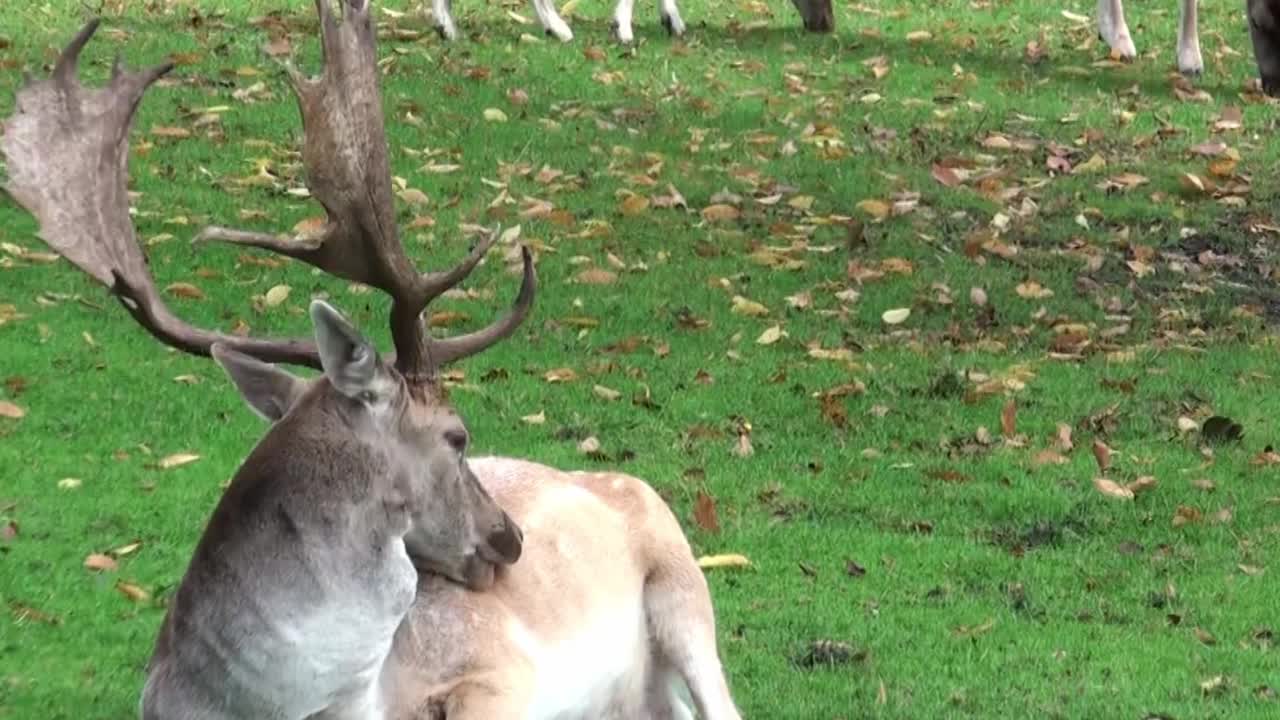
[{"xmin": 481, "ymin": 513, "xmax": 523, "ymax": 565}]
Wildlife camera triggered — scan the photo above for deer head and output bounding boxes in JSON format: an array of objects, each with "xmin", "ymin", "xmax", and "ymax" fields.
[{"xmin": 1, "ymin": 0, "xmax": 534, "ymax": 588}]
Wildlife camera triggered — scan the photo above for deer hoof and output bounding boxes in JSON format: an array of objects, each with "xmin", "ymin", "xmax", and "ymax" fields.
[{"xmin": 660, "ymin": 14, "xmax": 685, "ymax": 36}]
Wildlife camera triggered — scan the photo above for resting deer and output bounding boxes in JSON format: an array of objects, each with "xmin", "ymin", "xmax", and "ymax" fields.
[{"xmin": 1, "ymin": 2, "xmax": 741, "ymax": 719}]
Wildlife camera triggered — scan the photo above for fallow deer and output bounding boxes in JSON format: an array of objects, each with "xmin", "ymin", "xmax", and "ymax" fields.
[
  {"xmin": 429, "ymin": 0, "xmax": 833, "ymax": 44},
  {"xmin": 1096, "ymin": 0, "xmax": 1202, "ymax": 76},
  {"xmin": 1, "ymin": 1, "xmax": 742, "ymax": 718}
]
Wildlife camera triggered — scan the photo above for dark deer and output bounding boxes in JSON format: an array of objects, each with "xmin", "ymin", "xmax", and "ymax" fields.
[{"xmin": 3, "ymin": 2, "xmax": 741, "ymax": 718}]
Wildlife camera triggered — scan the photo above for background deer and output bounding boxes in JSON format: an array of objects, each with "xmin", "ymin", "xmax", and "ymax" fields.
[
  {"xmin": 430, "ymin": 0, "xmax": 833, "ymax": 44},
  {"xmin": 1, "ymin": 1, "xmax": 742, "ymax": 718},
  {"xmin": 1097, "ymin": 0, "xmax": 1202, "ymax": 75}
]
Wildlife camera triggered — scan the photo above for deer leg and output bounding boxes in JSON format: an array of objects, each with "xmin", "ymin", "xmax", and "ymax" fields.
[
  {"xmin": 193, "ymin": 225, "xmax": 328, "ymax": 255},
  {"xmin": 1249, "ymin": 0, "xmax": 1280, "ymax": 95},
  {"xmin": 644, "ymin": 659, "xmax": 696, "ymax": 720},
  {"xmin": 612, "ymin": 0, "xmax": 637, "ymax": 43},
  {"xmin": 530, "ymin": 0, "xmax": 574, "ymax": 42},
  {"xmin": 658, "ymin": 0, "xmax": 686, "ymax": 37},
  {"xmin": 432, "ymin": 0, "xmax": 459, "ymax": 40},
  {"xmin": 1176, "ymin": 0, "xmax": 1202, "ymax": 75},
  {"xmin": 643, "ymin": 566, "xmax": 742, "ymax": 720},
  {"xmin": 1096, "ymin": 0, "xmax": 1137, "ymax": 60}
]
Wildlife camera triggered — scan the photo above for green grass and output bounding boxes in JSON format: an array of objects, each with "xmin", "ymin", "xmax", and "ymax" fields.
[{"xmin": 2, "ymin": 0, "xmax": 1280, "ymax": 717}]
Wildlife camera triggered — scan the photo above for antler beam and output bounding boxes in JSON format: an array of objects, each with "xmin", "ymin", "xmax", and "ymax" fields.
[{"xmin": 1, "ymin": 20, "xmax": 322, "ymax": 369}]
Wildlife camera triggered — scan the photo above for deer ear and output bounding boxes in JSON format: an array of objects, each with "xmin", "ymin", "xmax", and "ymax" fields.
[
  {"xmin": 211, "ymin": 344, "xmax": 307, "ymax": 422},
  {"xmin": 309, "ymin": 300, "xmax": 378, "ymax": 397}
]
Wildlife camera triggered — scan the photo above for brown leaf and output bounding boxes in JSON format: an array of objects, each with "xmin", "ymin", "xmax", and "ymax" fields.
[
  {"xmin": 693, "ymin": 491, "xmax": 721, "ymax": 533},
  {"xmin": 619, "ymin": 194, "xmax": 650, "ymax": 216},
  {"xmin": 1172, "ymin": 505, "xmax": 1203, "ymax": 527},
  {"xmin": 165, "ymin": 282, "xmax": 205, "ymax": 300},
  {"xmin": 574, "ymin": 268, "xmax": 618, "ymax": 285},
  {"xmin": 1093, "ymin": 477, "xmax": 1134, "ymax": 500},
  {"xmin": 1054, "ymin": 423, "xmax": 1074, "ymax": 451},
  {"xmin": 115, "ymin": 581, "xmax": 150, "ymax": 603},
  {"xmin": 84, "ymin": 553, "xmax": 118, "ymax": 572},
  {"xmin": 1092, "ymin": 440, "xmax": 1111, "ymax": 472},
  {"xmin": 701, "ymin": 204, "xmax": 740, "ymax": 223},
  {"xmin": 1126, "ymin": 476, "xmax": 1158, "ymax": 495},
  {"xmin": 0, "ymin": 400, "xmax": 25, "ymax": 419},
  {"xmin": 543, "ymin": 367, "xmax": 578, "ymax": 383},
  {"xmin": 931, "ymin": 163, "xmax": 962, "ymax": 188},
  {"xmin": 427, "ymin": 310, "xmax": 471, "ymax": 328},
  {"xmin": 1000, "ymin": 400, "xmax": 1017, "ymax": 438},
  {"xmin": 150, "ymin": 125, "xmax": 191, "ymax": 139},
  {"xmin": 1194, "ymin": 626, "xmax": 1217, "ymax": 645}
]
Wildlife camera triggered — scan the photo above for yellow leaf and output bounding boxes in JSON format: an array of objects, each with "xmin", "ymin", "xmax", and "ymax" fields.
[
  {"xmin": 881, "ymin": 308, "xmax": 911, "ymax": 325},
  {"xmin": 856, "ymin": 199, "xmax": 891, "ymax": 220},
  {"xmin": 521, "ymin": 410, "xmax": 547, "ymax": 425},
  {"xmin": 483, "ymin": 108, "xmax": 509, "ymax": 123},
  {"xmin": 619, "ymin": 194, "xmax": 650, "ymax": 216},
  {"xmin": 158, "ymin": 453, "xmax": 201, "ymax": 470},
  {"xmin": 731, "ymin": 295, "xmax": 769, "ymax": 317},
  {"xmin": 115, "ymin": 581, "xmax": 150, "ymax": 603},
  {"xmin": 756, "ymin": 325, "xmax": 785, "ymax": 345},
  {"xmin": 264, "ymin": 285, "xmax": 291, "ymax": 307},
  {"xmin": 593, "ymin": 384, "xmax": 622, "ymax": 401},
  {"xmin": 697, "ymin": 553, "xmax": 752, "ymax": 569}
]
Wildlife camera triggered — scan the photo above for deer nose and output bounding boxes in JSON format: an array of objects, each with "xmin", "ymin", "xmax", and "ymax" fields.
[{"xmin": 485, "ymin": 513, "xmax": 523, "ymax": 565}]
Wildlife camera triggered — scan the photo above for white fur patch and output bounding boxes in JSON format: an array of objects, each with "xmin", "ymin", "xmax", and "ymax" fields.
[{"xmin": 505, "ymin": 603, "xmax": 647, "ymax": 719}]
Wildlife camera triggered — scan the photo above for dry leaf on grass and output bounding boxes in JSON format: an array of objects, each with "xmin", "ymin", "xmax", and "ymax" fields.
[
  {"xmin": 157, "ymin": 453, "xmax": 200, "ymax": 470},
  {"xmin": 696, "ymin": 553, "xmax": 750, "ymax": 569}
]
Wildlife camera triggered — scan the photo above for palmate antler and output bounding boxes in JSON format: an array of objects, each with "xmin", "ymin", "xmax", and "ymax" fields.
[{"xmin": 2, "ymin": 0, "xmax": 535, "ymax": 380}]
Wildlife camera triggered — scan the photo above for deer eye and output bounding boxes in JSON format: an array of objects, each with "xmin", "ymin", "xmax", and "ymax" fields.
[
  {"xmin": 358, "ymin": 390, "xmax": 377, "ymax": 403},
  {"xmin": 443, "ymin": 429, "xmax": 469, "ymax": 453}
]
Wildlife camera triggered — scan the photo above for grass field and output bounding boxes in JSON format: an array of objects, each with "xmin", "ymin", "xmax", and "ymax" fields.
[{"xmin": 2, "ymin": 0, "xmax": 1280, "ymax": 717}]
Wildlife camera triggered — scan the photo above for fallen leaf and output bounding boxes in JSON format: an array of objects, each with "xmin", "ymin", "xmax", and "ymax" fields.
[
  {"xmin": 520, "ymin": 410, "xmax": 546, "ymax": 425},
  {"xmin": 693, "ymin": 491, "xmax": 721, "ymax": 533},
  {"xmin": 1000, "ymin": 400, "xmax": 1017, "ymax": 438},
  {"xmin": 592, "ymin": 384, "xmax": 622, "ymax": 401},
  {"xmin": 756, "ymin": 325, "xmax": 785, "ymax": 345},
  {"xmin": 0, "ymin": 401, "xmax": 25, "ymax": 419},
  {"xmin": 115, "ymin": 581, "xmax": 150, "ymax": 603},
  {"xmin": 264, "ymin": 285, "xmax": 291, "ymax": 307},
  {"xmin": 574, "ymin": 268, "xmax": 618, "ymax": 285},
  {"xmin": 483, "ymin": 107, "xmax": 509, "ymax": 123},
  {"xmin": 543, "ymin": 367, "xmax": 578, "ymax": 383},
  {"xmin": 1092, "ymin": 440, "xmax": 1111, "ymax": 472},
  {"xmin": 157, "ymin": 453, "xmax": 200, "ymax": 470},
  {"xmin": 881, "ymin": 307, "xmax": 911, "ymax": 325},
  {"xmin": 165, "ymin": 282, "xmax": 204, "ymax": 300},
  {"xmin": 697, "ymin": 553, "xmax": 750, "ymax": 569},
  {"xmin": 577, "ymin": 436, "xmax": 601, "ymax": 455},
  {"xmin": 1093, "ymin": 477, "xmax": 1134, "ymax": 500},
  {"xmin": 84, "ymin": 553, "xmax": 118, "ymax": 572},
  {"xmin": 701, "ymin": 204, "xmax": 740, "ymax": 223},
  {"xmin": 731, "ymin": 296, "xmax": 769, "ymax": 317}
]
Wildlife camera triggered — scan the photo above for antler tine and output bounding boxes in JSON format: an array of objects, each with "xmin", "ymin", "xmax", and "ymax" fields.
[
  {"xmin": 423, "ymin": 246, "xmax": 537, "ymax": 370},
  {"xmin": 192, "ymin": 0, "xmax": 433, "ymax": 365},
  {"xmin": 2, "ymin": 19, "xmax": 322, "ymax": 370},
  {"xmin": 51, "ymin": 18, "xmax": 100, "ymax": 85}
]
